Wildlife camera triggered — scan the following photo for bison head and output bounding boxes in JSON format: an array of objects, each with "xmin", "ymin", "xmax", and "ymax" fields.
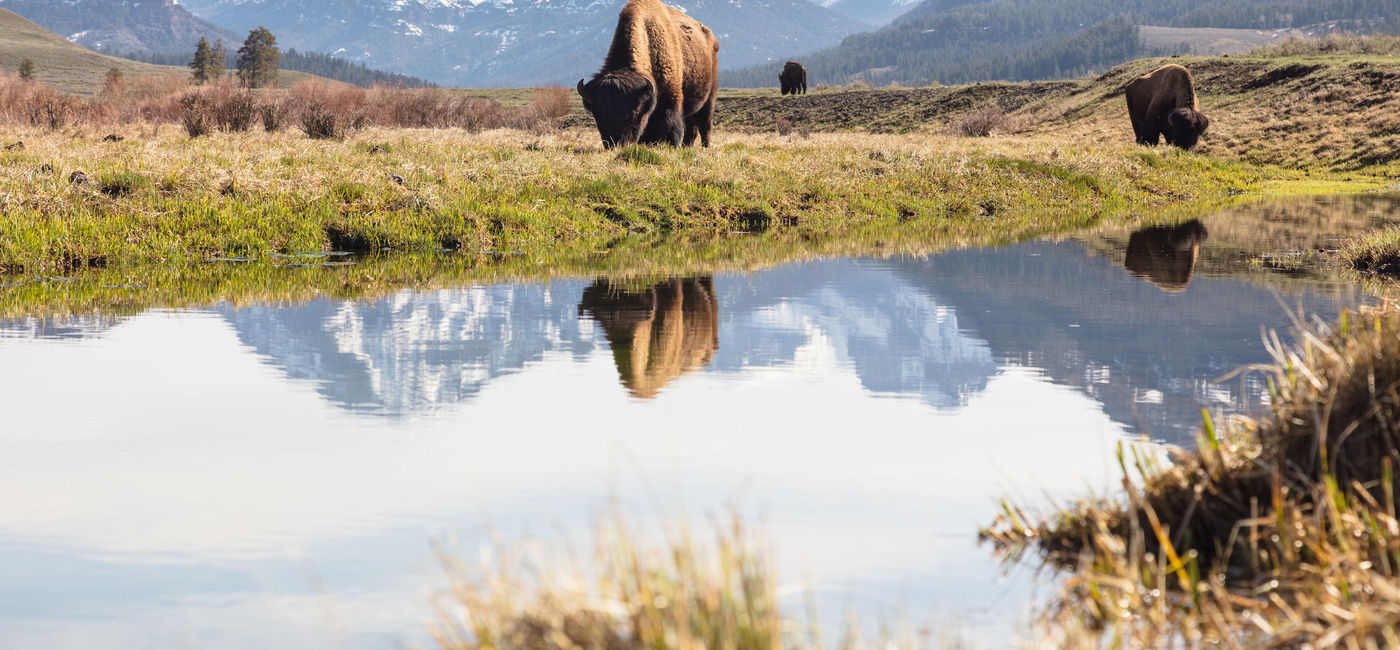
[
  {"xmin": 577, "ymin": 72, "xmax": 657, "ymax": 149},
  {"xmin": 1166, "ymin": 108, "xmax": 1210, "ymax": 150}
]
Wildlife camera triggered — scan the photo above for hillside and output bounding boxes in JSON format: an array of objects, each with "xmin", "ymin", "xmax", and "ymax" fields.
[
  {"xmin": 174, "ymin": 0, "xmax": 867, "ymax": 87},
  {"xmin": 0, "ymin": 0, "xmax": 232, "ymax": 53},
  {"xmin": 721, "ymin": 0, "xmax": 1400, "ymax": 87},
  {"xmin": 0, "ymin": 9, "xmax": 329, "ymax": 95},
  {"xmin": 704, "ymin": 47, "xmax": 1400, "ymax": 174}
]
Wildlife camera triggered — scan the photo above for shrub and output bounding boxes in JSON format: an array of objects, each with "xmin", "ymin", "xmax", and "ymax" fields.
[
  {"xmin": 300, "ymin": 102, "xmax": 365, "ymax": 140},
  {"xmin": 775, "ymin": 116, "xmax": 793, "ymax": 135},
  {"xmin": 27, "ymin": 91, "xmax": 80, "ymax": 131},
  {"xmin": 179, "ymin": 93, "xmax": 214, "ymax": 137},
  {"xmin": 216, "ymin": 87, "xmax": 259, "ymax": 132},
  {"xmin": 259, "ymin": 98, "xmax": 291, "ymax": 132},
  {"xmin": 950, "ymin": 107, "xmax": 1011, "ymax": 137}
]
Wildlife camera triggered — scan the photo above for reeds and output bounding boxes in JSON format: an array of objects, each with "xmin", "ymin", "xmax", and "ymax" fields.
[
  {"xmin": 984, "ymin": 304, "xmax": 1400, "ymax": 646},
  {"xmin": 432, "ymin": 512, "xmax": 787, "ymax": 650}
]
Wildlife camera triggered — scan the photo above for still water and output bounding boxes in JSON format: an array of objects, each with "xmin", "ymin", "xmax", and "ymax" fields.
[{"xmin": 1, "ymin": 196, "xmax": 1396, "ymax": 648}]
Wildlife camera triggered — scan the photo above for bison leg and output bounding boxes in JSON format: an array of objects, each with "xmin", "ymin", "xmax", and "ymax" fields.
[
  {"xmin": 1130, "ymin": 115, "xmax": 1159, "ymax": 146},
  {"xmin": 693, "ymin": 99, "xmax": 714, "ymax": 148},
  {"xmin": 683, "ymin": 117, "xmax": 700, "ymax": 147},
  {"xmin": 639, "ymin": 106, "xmax": 685, "ymax": 147}
]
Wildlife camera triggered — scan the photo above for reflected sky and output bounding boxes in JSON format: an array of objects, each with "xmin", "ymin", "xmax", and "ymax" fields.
[{"xmin": 0, "ymin": 205, "xmax": 1383, "ymax": 649}]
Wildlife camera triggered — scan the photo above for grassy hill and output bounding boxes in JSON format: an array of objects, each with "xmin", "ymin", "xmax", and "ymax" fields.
[
  {"xmin": 697, "ymin": 42, "xmax": 1400, "ymax": 175},
  {"xmin": 722, "ymin": 0, "xmax": 1400, "ymax": 88},
  {"xmin": 0, "ymin": 9, "xmax": 329, "ymax": 96}
]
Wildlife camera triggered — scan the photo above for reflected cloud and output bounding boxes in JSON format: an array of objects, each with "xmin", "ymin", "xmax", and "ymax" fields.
[
  {"xmin": 1124, "ymin": 220, "xmax": 1209, "ymax": 292},
  {"xmin": 579, "ymin": 276, "xmax": 719, "ymax": 399}
]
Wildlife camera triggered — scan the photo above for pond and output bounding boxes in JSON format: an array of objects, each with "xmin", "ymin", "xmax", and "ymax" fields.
[{"xmin": 1, "ymin": 195, "xmax": 1397, "ymax": 649}]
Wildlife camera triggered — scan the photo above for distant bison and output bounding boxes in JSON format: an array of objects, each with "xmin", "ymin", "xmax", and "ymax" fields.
[
  {"xmin": 779, "ymin": 61, "xmax": 807, "ymax": 95},
  {"xmin": 1125, "ymin": 64, "xmax": 1210, "ymax": 150},
  {"xmin": 577, "ymin": 0, "xmax": 720, "ymax": 148}
]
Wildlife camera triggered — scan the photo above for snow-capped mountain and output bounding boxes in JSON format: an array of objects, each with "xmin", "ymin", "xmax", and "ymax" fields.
[
  {"xmin": 173, "ymin": 0, "xmax": 867, "ymax": 86},
  {"xmin": 818, "ymin": 0, "xmax": 923, "ymax": 26},
  {"xmin": 0, "ymin": 0, "xmax": 231, "ymax": 53}
]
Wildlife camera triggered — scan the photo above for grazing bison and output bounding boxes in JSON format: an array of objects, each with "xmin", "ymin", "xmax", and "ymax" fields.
[
  {"xmin": 1125, "ymin": 64, "xmax": 1210, "ymax": 150},
  {"xmin": 1124, "ymin": 220, "xmax": 1209, "ymax": 292},
  {"xmin": 578, "ymin": 276, "xmax": 719, "ymax": 399},
  {"xmin": 779, "ymin": 61, "xmax": 807, "ymax": 95},
  {"xmin": 577, "ymin": 0, "xmax": 720, "ymax": 148}
]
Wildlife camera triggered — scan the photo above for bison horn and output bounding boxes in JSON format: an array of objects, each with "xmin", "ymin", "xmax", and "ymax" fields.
[{"xmin": 577, "ymin": 79, "xmax": 586, "ymax": 95}]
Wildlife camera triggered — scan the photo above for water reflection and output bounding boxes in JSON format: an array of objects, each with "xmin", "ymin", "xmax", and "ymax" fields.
[
  {"xmin": 1124, "ymin": 220, "xmax": 1208, "ymax": 291},
  {"xmin": 579, "ymin": 277, "xmax": 719, "ymax": 399},
  {"xmin": 0, "ymin": 195, "xmax": 1394, "ymax": 650}
]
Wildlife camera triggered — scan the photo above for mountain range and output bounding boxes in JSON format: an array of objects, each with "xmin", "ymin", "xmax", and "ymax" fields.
[
  {"xmin": 0, "ymin": 0, "xmax": 230, "ymax": 54},
  {"xmin": 6, "ymin": 0, "xmax": 1400, "ymax": 89},
  {"xmin": 171, "ymin": 0, "xmax": 870, "ymax": 86}
]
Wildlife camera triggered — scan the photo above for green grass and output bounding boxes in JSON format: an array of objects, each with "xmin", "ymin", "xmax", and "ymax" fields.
[
  {"xmin": 1340, "ymin": 227, "xmax": 1400, "ymax": 275},
  {"xmin": 0, "ymin": 125, "xmax": 1313, "ymax": 279}
]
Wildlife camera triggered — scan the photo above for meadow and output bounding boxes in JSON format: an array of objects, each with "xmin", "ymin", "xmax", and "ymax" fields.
[{"xmin": 9, "ymin": 36, "xmax": 1400, "ymax": 649}]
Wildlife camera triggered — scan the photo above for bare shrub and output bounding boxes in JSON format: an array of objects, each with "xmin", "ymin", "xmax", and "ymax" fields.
[
  {"xmin": 259, "ymin": 98, "xmax": 291, "ymax": 132},
  {"xmin": 506, "ymin": 86, "xmax": 572, "ymax": 133},
  {"xmin": 28, "ymin": 90, "xmax": 82, "ymax": 130},
  {"xmin": 289, "ymin": 80, "xmax": 366, "ymax": 116},
  {"xmin": 216, "ymin": 87, "xmax": 259, "ymax": 132},
  {"xmin": 300, "ymin": 101, "xmax": 365, "ymax": 140},
  {"xmin": 950, "ymin": 107, "xmax": 1011, "ymax": 137},
  {"xmin": 775, "ymin": 116, "xmax": 794, "ymax": 135},
  {"xmin": 179, "ymin": 93, "xmax": 214, "ymax": 137}
]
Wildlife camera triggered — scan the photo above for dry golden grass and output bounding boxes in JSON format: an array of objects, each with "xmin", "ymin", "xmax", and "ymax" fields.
[
  {"xmin": 432, "ymin": 512, "xmax": 789, "ymax": 650},
  {"xmin": 984, "ymin": 301, "xmax": 1400, "ymax": 647}
]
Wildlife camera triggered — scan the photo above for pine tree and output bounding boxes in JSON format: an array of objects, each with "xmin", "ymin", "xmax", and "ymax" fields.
[
  {"xmin": 236, "ymin": 27, "xmax": 280, "ymax": 89},
  {"xmin": 102, "ymin": 67, "xmax": 125, "ymax": 99},
  {"xmin": 18, "ymin": 58, "xmax": 35, "ymax": 82},
  {"xmin": 190, "ymin": 37, "xmax": 212, "ymax": 84},
  {"xmin": 210, "ymin": 40, "xmax": 227, "ymax": 80}
]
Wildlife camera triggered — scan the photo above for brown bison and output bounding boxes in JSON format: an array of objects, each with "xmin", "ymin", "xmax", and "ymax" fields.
[
  {"xmin": 1125, "ymin": 64, "xmax": 1210, "ymax": 150},
  {"xmin": 577, "ymin": 0, "xmax": 720, "ymax": 148},
  {"xmin": 1124, "ymin": 220, "xmax": 1209, "ymax": 292},
  {"xmin": 779, "ymin": 61, "xmax": 806, "ymax": 95},
  {"xmin": 578, "ymin": 276, "xmax": 719, "ymax": 399}
]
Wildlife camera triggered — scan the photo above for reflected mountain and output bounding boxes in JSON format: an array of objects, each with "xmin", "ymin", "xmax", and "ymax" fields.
[
  {"xmin": 212, "ymin": 240, "xmax": 1360, "ymax": 437},
  {"xmin": 0, "ymin": 315, "xmax": 119, "ymax": 341},
  {"xmin": 893, "ymin": 240, "xmax": 1360, "ymax": 441},
  {"xmin": 1124, "ymin": 221, "xmax": 1208, "ymax": 292},
  {"xmin": 218, "ymin": 285, "xmax": 598, "ymax": 416},
  {"xmin": 710, "ymin": 260, "xmax": 999, "ymax": 409},
  {"xmin": 579, "ymin": 277, "xmax": 719, "ymax": 399}
]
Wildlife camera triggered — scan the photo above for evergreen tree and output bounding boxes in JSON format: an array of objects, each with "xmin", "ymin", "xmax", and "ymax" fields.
[
  {"xmin": 102, "ymin": 67, "xmax": 125, "ymax": 99},
  {"xmin": 190, "ymin": 37, "xmax": 212, "ymax": 84},
  {"xmin": 236, "ymin": 27, "xmax": 280, "ymax": 88},
  {"xmin": 18, "ymin": 58, "xmax": 35, "ymax": 82},
  {"xmin": 211, "ymin": 40, "xmax": 227, "ymax": 80}
]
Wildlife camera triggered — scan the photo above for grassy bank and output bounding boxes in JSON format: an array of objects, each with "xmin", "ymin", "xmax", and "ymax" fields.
[
  {"xmin": 981, "ymin": 299, "xmax": 1400, "ymax": 646},
  {"xmin": 0, "ymin": 126, "xmax": 1282, "ymax": 277}
]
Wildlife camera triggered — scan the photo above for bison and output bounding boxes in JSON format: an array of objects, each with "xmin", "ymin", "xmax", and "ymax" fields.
[
  {"xmin": 578, "ymin": 276, "xmax": 719, "ymax": 398},
  {"xmin": 1125, "ymin": 64, "xmax": 1210, "ymax": 150},
  {"xmin": 577, "ymin": 0, "xmax": 720, "ymax": 148},
  {"xmin": 779, "ymin": 61, "xmax": 807, "ymax": 95},
  {"xmin": 1124, "ymin": 220, "xmax": 1209, "ymax": 292}
]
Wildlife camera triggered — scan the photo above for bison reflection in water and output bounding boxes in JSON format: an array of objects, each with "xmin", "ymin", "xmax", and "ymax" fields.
[
  {"xmin": 579, "ymin": 276, "xmax": 719, "ymax": 398},
  {"xmin": 1124, "ymin": 220, "xmax": 1209, "ymax": 292}
]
